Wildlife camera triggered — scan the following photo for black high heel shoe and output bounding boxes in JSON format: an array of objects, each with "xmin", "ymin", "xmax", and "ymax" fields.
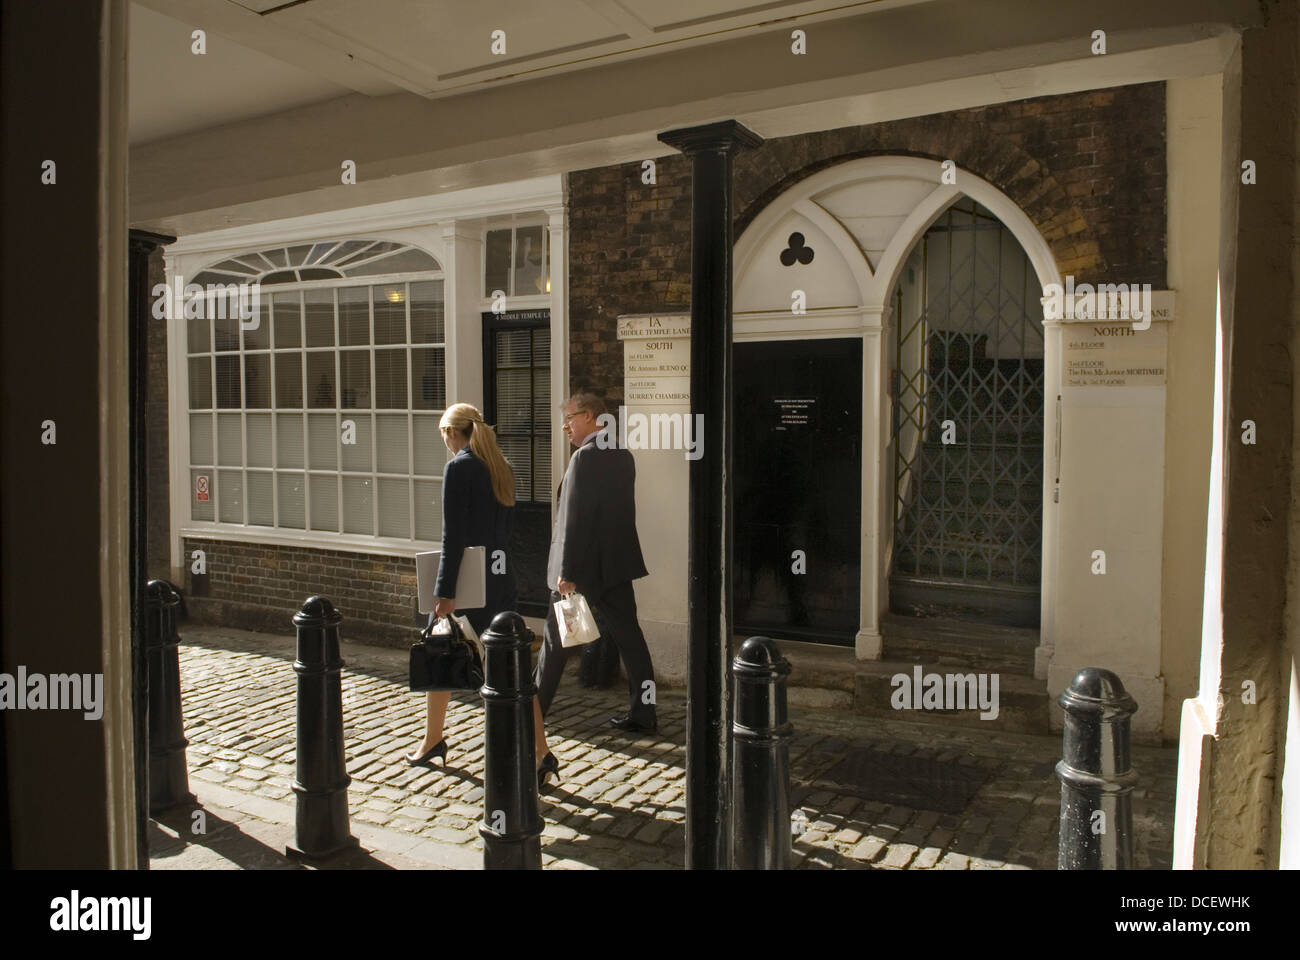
[
  {"xmin": 537, "ymin": 752, "xmax": 560, "ymax": 790},
  {"xmin": 405, "ymin": 739, "xmax": 448, "ymax": 766}
]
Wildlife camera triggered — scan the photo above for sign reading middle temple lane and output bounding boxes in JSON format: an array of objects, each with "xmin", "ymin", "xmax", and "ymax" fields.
[
  {"xmin": 618, "ymin": 313, "xmax": 692, "ymax": 407},
  {"xmin": 617, "ymin": 315, "xmax": 691, "ymax": 338}
]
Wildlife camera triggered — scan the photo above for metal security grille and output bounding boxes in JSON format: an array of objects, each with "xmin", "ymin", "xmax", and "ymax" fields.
[{"xmin": 890, "ymin": 199, "xmax": 1044, "ymax": 625}]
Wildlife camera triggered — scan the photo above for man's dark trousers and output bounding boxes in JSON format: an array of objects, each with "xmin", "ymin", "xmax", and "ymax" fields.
[{"xmin": 535, "ymin": 582, "xmax": 656, "ymax": 726}]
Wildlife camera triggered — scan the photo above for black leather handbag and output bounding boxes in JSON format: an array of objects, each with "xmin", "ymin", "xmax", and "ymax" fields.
[{"xmin": 409, "ymin": 616, "xmax": 485, "ymax": 692}]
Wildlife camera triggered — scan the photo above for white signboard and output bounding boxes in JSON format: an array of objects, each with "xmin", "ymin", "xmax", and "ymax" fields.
[
  {"xmin": 617, "ymin": 315, "xmax": 691, "ymax": 339},
  {"xmin": 618, "ymin": 314, "xmax": 691, "ymax": 406},
  {"xmin": 1063, "ymin": 323, "xmax": 1168, "ymax": 387}
]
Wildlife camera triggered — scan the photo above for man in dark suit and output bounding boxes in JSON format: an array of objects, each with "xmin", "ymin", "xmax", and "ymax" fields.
[{"xmin": 534, "ymin": 391, "xmax": 658, "ymax": 734}]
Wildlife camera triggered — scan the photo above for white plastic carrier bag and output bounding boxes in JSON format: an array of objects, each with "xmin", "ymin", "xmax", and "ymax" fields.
[{"xmin": 554, "ymin": 592, "xmax": 600, "ymax": 648}]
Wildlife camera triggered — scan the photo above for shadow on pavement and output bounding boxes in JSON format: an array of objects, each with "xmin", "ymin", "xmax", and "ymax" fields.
[{"xmin": 149, "ymin": 804, "xmax": 396, "ymax": 870}]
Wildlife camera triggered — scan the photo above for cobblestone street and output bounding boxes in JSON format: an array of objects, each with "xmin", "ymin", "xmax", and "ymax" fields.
[{"xmin": 153, "ymin": 623, "xmax": 1178, "ymax": 870}]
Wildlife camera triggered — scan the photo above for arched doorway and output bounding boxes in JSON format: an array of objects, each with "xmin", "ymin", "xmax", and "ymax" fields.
[
  {"xmin": 732, "ymin": 156, "xmax": 1061, "ymax": 656},
  {"xmin": 888, "ymin": 197, "xmax": 1045, "ymax": 626}
]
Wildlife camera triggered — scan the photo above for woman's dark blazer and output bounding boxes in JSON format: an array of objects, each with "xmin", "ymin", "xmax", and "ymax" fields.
[{"xmin": 433, "ymin": 447, "xmax": 517, "ymax": 634}]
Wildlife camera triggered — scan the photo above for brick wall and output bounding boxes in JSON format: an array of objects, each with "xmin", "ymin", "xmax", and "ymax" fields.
[
  {"xmin": 182, "ymin": 537, "xmax": 422, "ymax": 647},
  {"xmin": 567, "ymin": 156, "xmax": 695, "ymax": 396},
  {"xmin": 568, "ymin": 82, "xmax": 1167, "ymax": 391}
]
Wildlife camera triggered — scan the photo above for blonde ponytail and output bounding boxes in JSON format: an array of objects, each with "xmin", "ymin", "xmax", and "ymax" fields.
[{"xmin": 440, "ymin": 402, "xmax": 516, "ymax": 507}]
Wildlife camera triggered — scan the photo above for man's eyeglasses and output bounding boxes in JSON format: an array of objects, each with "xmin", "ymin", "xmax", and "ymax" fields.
[{"xmin": 562, "ymin": 411, "xmax": 584, "ymax": 425}]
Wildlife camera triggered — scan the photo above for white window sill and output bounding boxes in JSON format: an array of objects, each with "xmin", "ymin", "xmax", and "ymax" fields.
[{"xmin": 179, "ymin": 524, "xmax": 437, "ymax": 560}]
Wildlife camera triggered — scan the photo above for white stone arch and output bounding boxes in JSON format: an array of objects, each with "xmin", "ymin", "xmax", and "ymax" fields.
[
  {"xmin": 733, "ymin": 154, "xmax": 1062, "ymax": 658},
  {"xmin": 736, "ymin": 156, "xmax": 1062, "ymax": 312}
]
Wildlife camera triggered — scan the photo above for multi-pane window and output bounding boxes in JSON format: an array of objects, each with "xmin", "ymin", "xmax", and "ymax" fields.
[
  {"xmin": 489, "ymin": 323, "xmax": 552, "ymax": 503},
  {"xmin": 484, "ymin": 225, "xmax": 550, "ymax": 297},
  {"xmin": 185, "ymin": 240, "xmax": 448, "ymax": 543}
]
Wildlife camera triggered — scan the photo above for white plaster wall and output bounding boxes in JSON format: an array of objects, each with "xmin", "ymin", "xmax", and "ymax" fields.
[
  {"xmin": 817, "ymin": 177, "xmax": 936, "ymax": 271},
  {"xmin": 735, "ymin": 209, "xmax": 860, "ymax": 313},
  {"xmin": 1162, "ymin": 73, "xmax": 1223, "ymax": 738},
  {"xmin": 1174, "ymin": 52, "xmax": 1237, "ymax": 869},
  {"xmin": 629, "ymin": 441, "xmax": 690, "ymax": 685},
  {"xmin": 1048, "ymin": 367, "xmax": 1168, "ymax": 741}
]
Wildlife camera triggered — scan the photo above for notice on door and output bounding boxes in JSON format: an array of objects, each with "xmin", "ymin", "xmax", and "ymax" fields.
[
  {"xmin": 773, "ymin": 397, "xmax": 816, "ymax": 431},
  {"xmin": 1063, "ymin": 323, "xmax": 1168, "ymax": 387},
  {"xmin": 618, "ymin": 313, "xmax": 691, "ymax": 406}
]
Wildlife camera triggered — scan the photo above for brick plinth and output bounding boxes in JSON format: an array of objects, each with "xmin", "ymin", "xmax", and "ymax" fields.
[{"xmin": 181, "ymin": 537, "xmax": 421, "ymax": 647}]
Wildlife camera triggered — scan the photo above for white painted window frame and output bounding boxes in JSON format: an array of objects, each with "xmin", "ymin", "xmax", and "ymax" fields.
[
  {"xmin": 480, "ymin": 215, "xmax": 553, "ymax": 305},
  {"xmin": 164, "ymin": 175, "xmax": 567, "ymax": 573},
  {"xmin": 183, "ymin": 268, "xmax": 446, "ymax": 547}
]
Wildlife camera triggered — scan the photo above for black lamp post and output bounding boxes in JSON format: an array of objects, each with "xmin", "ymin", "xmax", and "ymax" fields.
[{"xmin": 657, "ymin": 119, "xmax": 763, "ymax": 870}]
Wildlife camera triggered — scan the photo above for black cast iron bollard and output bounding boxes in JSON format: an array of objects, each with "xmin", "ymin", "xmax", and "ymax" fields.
[
  {"xmin": 731, "ymin": 636, "xmax": 793, "ymax": 869},
  {"xmin": 287, "ymin": 596, "xmax": 358, "ymax": 860},
  {"xmin": 145, "ymin": 580, "xmax": 194, "ymax": 813},
  {"xmin": 479, "ymin": 611, "xmax": 542, "ymax": 870},
  {"xmin": 1056, "ymin": 667, "xmax": 1138, "ymax": 869}
]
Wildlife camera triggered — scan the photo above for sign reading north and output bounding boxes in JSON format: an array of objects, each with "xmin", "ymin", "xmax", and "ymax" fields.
[{"xmin": 1063, "ymin": 324, "xmax": 1167, "ymax": 387}]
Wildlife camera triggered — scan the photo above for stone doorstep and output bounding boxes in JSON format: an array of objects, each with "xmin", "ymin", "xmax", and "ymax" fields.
[
  {"xmin": 855, "ymin": 662, "xmax": 1049, "ymax": 734},
  {"xmin": 775, "ymin": 642, "xmax": 1049, "ymax": 734}
]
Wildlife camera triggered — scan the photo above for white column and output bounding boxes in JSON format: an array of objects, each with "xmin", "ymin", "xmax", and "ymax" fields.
[
  {"xmin": 546, "ymin": 204, "xmax": 569, "ymax": 529},
  {"xmin": 1035, "ymin": 314, "xmax": 1063, "ymax": 678},
  {"xmin": 164, "ymin": 251, "xmax": 190, "ymax": 581},
  {"xmin": 439, "ymin": 221, "xmax": 484, "ymax": 409},
  {"xmin": 857, "ymin": 308, "xmax": 885, "ymax": 659}
]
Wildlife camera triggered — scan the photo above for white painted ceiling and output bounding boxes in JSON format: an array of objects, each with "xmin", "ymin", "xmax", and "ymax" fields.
[
  {"xmin": 129, "ymin": 4, "xmax": 349, "ymax": 144},
  {"xmin": 128, "ymin": 0, "xmax": 933, "ymax": 144}
]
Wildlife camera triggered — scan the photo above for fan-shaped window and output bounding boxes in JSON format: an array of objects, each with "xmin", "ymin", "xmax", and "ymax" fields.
[
  {"xmin": 184, "ymin": 238, "xmax": 447, "ymax": 545},
  {"xmin": 192, "ymin": 240, "xmax": 440, "ymax": 287}
]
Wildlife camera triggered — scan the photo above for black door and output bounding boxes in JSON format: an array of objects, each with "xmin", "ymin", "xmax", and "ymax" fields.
[
  {"xmin": 483, "ymin": 310, "xmax": 551, "ymax": 618},
  {"xmin": 734, "ymin": 338, "xmax": 862, "ymax": 645}
]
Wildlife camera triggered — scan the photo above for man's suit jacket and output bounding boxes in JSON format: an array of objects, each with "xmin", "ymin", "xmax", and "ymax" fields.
[{"xmin": 547, "ymin": 433, "xmax": 648, "ymax": 598}]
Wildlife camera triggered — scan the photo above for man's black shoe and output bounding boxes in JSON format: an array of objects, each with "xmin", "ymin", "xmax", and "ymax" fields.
[{"xmin": 609, "ymin": 714, "xmax": 658, "ymax": 735}]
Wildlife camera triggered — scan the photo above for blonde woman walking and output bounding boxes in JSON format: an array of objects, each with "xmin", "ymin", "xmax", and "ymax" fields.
[{"xmin": 405, "ymin": 402, "xmax": 517, "ymax": 766}]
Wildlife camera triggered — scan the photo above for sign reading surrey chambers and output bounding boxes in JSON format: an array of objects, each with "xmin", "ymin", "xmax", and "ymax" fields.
[{"xmin": 618, "ymin": 314, "xmax": 691, "ymax": 405}]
